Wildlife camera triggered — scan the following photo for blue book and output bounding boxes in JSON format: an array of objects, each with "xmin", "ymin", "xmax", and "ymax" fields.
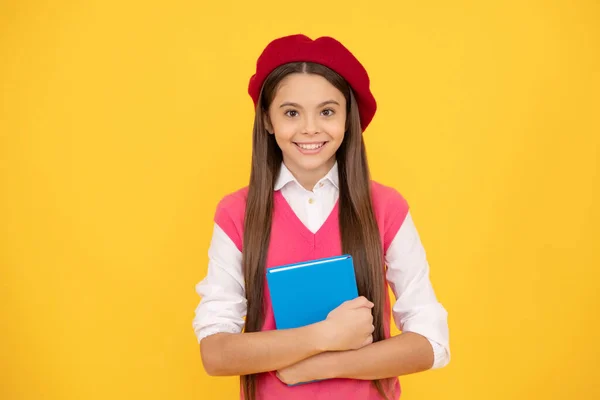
[{"xmin": 266, "ymin": 254, "xmax": 359, "ymax": 330}]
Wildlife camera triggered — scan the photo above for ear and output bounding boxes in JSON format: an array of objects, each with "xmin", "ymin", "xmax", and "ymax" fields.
[{"xmin": 263, "ymin": 114, "xmax": 274, "ymax": 135}]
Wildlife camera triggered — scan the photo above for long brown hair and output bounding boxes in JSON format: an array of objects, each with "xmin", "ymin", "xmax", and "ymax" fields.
[{"xmin": 241, "ymin": 62, "xmax": 391, "ymax": 400}]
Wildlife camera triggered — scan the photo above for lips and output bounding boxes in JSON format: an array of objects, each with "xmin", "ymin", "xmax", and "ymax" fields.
[{"xmin": 294, "ymin": 142, "xmax": 326, "ymax": 150}]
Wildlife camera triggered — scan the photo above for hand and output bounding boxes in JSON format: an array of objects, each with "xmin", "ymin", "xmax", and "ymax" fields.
[
  {"xmin": 276, "ymin": 353, "xmax": 334, "ymax": 385},
  {"xmin": 317, "ymin": 296, "xmax": 375, "ymax": 352},
  {"xmin": 276, "ymin": 361, "xmax": 307, "ymax": 386}
]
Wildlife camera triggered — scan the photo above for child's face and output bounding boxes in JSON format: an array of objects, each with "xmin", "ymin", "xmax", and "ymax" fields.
[{"xmin": 266, "ymin": 73, "xmax": 347, "ymax": 184}]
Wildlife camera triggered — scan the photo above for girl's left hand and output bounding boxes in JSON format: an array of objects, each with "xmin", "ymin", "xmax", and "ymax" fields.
[{"xmin": 276, "ymin": 353, "xmax": 334, "ymax": 385}]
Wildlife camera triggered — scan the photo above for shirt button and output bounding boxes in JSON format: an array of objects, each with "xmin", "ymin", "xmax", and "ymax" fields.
[{"xmin": 308, "ymin": 198, "xmax": 315, "ymax": 204}]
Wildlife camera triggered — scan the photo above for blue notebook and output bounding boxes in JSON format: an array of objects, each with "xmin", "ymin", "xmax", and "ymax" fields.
[{"xmin": 266, "ymin": 254, "xmax": 359, "ymax": 330}]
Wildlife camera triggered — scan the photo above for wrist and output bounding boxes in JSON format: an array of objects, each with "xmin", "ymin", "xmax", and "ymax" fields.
[
  {"xmin": 319, "ymin": 351, "xmax": 344, "ymax": 380},
  {"xmin": 309, "ymin": 320, "xmax": 332, "ymax": 353}
]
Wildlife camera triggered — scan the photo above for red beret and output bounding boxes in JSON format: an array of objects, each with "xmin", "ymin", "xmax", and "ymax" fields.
[{"xmin": 248, "ymin": 34, "xmax": 377, "ymax": 132}]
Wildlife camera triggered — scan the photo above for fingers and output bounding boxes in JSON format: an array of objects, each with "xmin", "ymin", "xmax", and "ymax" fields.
[
  {"xmin": 361, "ymin": 334, "xmax": 374, "ymax": 347},
  {"xmin": 348, "ymin": 296, "xmax": 374, "ymax": 308}
]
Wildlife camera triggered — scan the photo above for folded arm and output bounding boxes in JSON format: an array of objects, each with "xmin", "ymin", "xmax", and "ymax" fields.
[
  {"xmin": 200, "ymin": 324, "xmax": 328, "ymax": 376},
  {"xmin": 194, "ymin": 224, "xmax": 324, "ymax": 376},
  {"xmin": 277, "ymin": 211, "xmax": 450, "ymax": 384}
]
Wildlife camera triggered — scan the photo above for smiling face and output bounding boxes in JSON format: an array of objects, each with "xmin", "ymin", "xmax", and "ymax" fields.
[{"xmin": 265, "ymin": 73, "xmax": 347, "ymax": 189}]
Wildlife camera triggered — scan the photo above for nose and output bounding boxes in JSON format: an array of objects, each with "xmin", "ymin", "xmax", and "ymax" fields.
[{"xmin": 302, "ymin": 114, "xmax": 319, "ymax": 135}]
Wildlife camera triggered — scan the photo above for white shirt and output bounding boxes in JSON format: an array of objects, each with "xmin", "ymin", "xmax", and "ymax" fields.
[{"xmin": 193, "ymin": 162, "xmax": 450, "ymax": 369}]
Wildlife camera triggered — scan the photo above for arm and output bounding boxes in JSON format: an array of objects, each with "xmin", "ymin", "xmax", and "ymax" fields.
[
  {"xmin": 277, "ymin": 332, "xmax": 433, "ymax": 384},
  {"xmin": 197, "ymin": 224, "xmax": 321, "ymax": 376},
  {"xmin": 201, "ymin": 296, "xmax": 376, "ymax": 377},
  {"xmin": 200, "ymin": 323, "xmax": 326, "ymax": 376},
  {"xmin": 385, "ymin": 211, "xmax": 450, "ymax": 368},
  {"xmin": 277, "ymin": 211, "xmax": 450, "ymax": 384},
  {"xmin": 194, "ymin": 224, "xmax": 375, "ymax": 376}
]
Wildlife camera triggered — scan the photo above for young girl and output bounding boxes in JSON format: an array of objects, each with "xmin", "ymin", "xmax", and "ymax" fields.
[{"xmin": 193, "ymin": 34, "xmax": 450, "ymax": 400}]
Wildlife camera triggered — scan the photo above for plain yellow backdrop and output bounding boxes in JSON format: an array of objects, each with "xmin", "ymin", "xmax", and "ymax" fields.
[{"xmin": 1, "ymin": 1, "xmax": 599, "ymax": 399}]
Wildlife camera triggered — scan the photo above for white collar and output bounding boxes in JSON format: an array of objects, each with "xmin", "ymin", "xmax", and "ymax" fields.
[{"xmin": 274, "ymin": 161, "xmax": 339, "ymax": 191}]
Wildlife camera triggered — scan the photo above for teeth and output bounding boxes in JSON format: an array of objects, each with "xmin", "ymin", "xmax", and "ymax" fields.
[{"xmin": 297, "ymin": 142, "xmax": 324, "ymax": 150}]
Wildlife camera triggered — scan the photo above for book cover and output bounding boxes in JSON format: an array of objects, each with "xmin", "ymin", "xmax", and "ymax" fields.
[{"xmin": 266, "ymin": 254, "xmax": 359, "ymax": 330}]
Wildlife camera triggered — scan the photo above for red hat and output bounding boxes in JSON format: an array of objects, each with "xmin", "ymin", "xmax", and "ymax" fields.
[{"xmin": 248, "ymin": 34, "xmax": 377, "ymax": 132}]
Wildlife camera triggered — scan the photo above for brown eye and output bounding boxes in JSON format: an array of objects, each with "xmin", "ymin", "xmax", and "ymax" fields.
[
  {"xmin": 321, "ymin": 109, "xmax": 335, "ymax": 116},
  {"xmin": 285, "ymin": 110, "xmax": 299, "ymax": 117}
]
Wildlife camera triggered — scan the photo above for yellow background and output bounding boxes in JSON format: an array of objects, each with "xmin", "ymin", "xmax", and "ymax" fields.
[{"xmin": 1, "ymin": 1, "xmax": 599, "ymax": 399}]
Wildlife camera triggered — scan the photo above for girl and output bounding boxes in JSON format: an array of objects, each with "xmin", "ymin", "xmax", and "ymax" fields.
[{"xmin": 193, "ymin": 34, "xmax": 450, "ymax": 400}]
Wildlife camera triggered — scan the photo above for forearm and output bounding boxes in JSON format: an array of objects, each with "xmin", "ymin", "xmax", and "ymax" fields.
[
  {"xmin": 321, "ymin": 332, "xmax": 434, "ymax": 380},
  {"xmin": 200, "ymin": 323, "xmax": 325, "ymax": 376}
]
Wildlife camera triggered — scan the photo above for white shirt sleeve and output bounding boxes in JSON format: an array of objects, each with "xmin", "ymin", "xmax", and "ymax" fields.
[
  {"xmin": 192, "ymin": 223, "xmax": 246, "ymax": 343},
  {"xmin": 385, "ymin": 211, "xmax": 451, "ymax": 369}
]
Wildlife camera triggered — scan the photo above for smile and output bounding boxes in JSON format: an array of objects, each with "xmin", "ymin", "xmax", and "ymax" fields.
[{"xmin": 294, "ymin": 142, "xmax": 327, "ymax": 150}]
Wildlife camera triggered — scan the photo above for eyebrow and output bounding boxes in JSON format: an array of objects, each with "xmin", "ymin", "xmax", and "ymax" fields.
[{"xmin": 279, "ymin": 100, "xmax": 341, "ymax": 108}]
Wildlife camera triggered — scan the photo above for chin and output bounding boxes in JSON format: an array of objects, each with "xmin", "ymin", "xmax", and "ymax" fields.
[{"xmin": 293, "ymin": 156, "xmax": 334, "ymax": 171}]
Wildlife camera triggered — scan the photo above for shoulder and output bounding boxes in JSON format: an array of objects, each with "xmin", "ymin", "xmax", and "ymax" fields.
[
  {"xmin": 213, "ymin": 186, "xmax": 248, "ymax": 251},
  {"xmin": 370, "ymin": 180, "xmax": 410, "ymax": 251},
  {"xmin": 216, "ymin": 186, "xmax": 249, "ymax": 213},
  {"xmin": 370, "ymin": 180, "xmax": 409, "ymax": 211}
]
